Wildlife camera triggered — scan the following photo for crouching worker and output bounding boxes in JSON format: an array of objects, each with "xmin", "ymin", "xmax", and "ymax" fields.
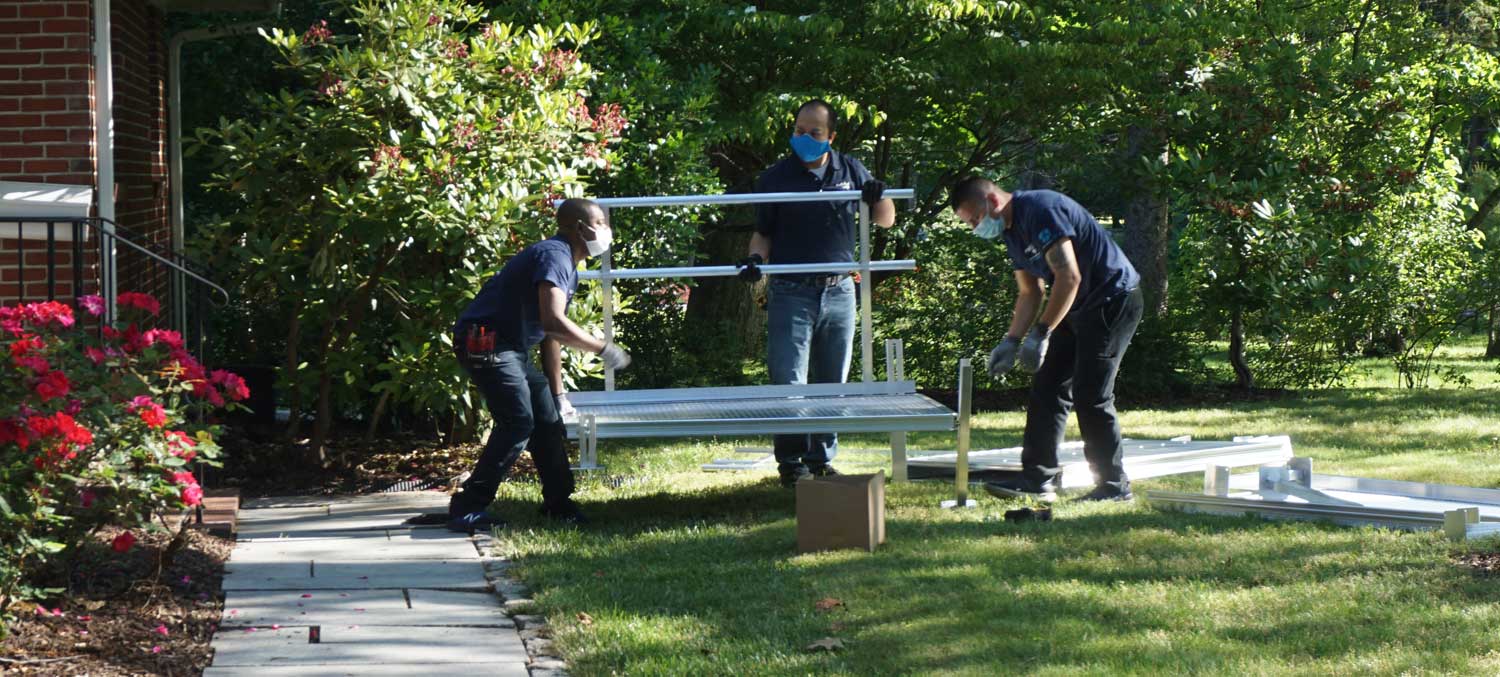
[
  {"xmin": 447, "ymin": 198, "xmax": 632, "ymax": 533},
  {"xmin": 949, "ymin": 177, "xmax": 1143, "ymax": 503}
]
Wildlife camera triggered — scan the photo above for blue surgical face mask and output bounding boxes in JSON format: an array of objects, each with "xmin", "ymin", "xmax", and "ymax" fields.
[
  {"xmin": 789, "ymin": 134, "xmax": 831, "ymax": 163},
  {"xmin": 974, "ymin": 206, "xmax": 1005, "ymax": 240}
]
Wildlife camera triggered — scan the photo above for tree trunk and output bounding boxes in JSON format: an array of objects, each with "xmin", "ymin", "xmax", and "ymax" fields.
[
  {"xmin": 1229, "ymin": 307, "xmax": 1254, "ymax": 389},
  {"xmin": 682, "ymin": 219, "xmax": 764, "ymax": 380},
  {"xmin": 279, "ymin": 302, "xmax": 305, "ymax": 442},
  {"xmin": 1120, "ymin": 125, "xmax": 1171, "ymax": 317},
  {"xmin": 364, "ymin": 389, "xmax": 391, "ymax": 442},
  {"xmin": 1488, "ymin": 302, "xmax": 1500, "ymax": 359}
]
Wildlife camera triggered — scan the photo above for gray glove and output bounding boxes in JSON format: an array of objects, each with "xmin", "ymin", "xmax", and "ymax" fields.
[
  {"xmin": 1018, "ymin": 325, "xmax": 1052, "ymax": 373},
  {"xmin": 987, "ymin": 336, "xmax": 1022, "ymax": 379},
  {"xmin": 599, "ymin": 342, "xmax": 632, "ymax": 371}
]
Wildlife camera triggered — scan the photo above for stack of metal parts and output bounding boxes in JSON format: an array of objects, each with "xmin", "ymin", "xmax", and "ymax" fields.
[
  {"xmin": 1147, "ymin": 458, "xmax": 1500, "ymax": 541},
  {"xmin": 902, "ymin": 435, "xmax": 1295, "ymax": 488}
]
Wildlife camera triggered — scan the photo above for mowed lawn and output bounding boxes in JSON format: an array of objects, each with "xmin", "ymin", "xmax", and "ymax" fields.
[{"xmin": 485, "ymin": 340, "xmax": 1500, "ymax": 676}]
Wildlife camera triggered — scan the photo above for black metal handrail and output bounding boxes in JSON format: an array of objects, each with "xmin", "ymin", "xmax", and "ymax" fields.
[{"xmin": 2, "ymin": 216, "xmax": 228, "ymax": 360}]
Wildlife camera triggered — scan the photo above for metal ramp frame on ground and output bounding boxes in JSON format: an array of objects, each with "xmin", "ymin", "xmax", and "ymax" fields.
[
  {"xmin": 1147, "ymin": 459, "xmax": 1500, "ymax": 541},
  {"xmin": 898, "ymin": 435, "xmax": 1295, "ymax": 488}
]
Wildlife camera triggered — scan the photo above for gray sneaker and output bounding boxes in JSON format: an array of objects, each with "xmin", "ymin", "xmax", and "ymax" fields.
[{"xmin": 983, "ymin": 476, "xmax": 1058, "ymax": 502}]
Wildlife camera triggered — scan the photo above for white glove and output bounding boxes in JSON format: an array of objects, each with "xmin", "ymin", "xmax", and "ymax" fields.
[
  {"xmin": 554, "ymin": 393, "xmax": 577, "ymax": 418},
  {"xmin": 599, "ymin": 342, "xmax": 632, "ymax": 371}
]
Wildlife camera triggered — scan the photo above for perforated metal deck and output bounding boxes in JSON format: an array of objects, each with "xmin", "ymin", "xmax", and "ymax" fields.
[{"xmin": 565, "ymin": 382, "xmax": 955, "ymax": 439}]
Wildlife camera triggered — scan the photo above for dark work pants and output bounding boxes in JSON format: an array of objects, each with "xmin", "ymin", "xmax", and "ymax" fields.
[
  {"xmin": 450, "ymin": 346, "xmax": 574, "ymax": 516},
  {"xmin": 1021, "ymin": 287, "xmax": 1144, "ymax": 489}
]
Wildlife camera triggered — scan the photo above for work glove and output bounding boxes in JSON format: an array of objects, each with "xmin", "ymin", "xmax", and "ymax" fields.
[
  {"xmin": 861, "ymin": 179, "xmax": 886, "ymax": 207},
  {"xmin": 987, "ymin": 336, "xmax": 1022, "ymax": 380},
  {"xmin": 599, "ymin": 342, "xmax": 633, "ymax": 371},
  {"xmin": 554, "ymin": 392, "xmax": 576, "ymax": 418},
  {"xmin": 737, "ymin": 253, "xmax": 764, "ymax": 283},
  {"xmin": 1018, "ymin": 325, "xmax": 1052, "ymax": 373}
]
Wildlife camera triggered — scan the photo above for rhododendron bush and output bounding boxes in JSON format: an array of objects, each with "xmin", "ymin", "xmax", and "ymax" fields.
[{"xmin": 0, "ymin": 293, "xmax": 247, "ymax": 618}]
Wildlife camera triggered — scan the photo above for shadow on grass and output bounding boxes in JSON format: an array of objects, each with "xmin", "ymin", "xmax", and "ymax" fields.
[{"xmin": 502, "ymin": 479, "xmax": 1500, "ymax": 674}]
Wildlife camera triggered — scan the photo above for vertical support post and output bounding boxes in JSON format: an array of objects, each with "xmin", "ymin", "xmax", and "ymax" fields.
[
  {"xmin": 886, "ymin": 339, "xmax": 907, "ymax": 483},
  {"xmin": 1205, "ymin": 465, "xmax": 1230, "ymax": 497},
  {"xmin": 942, "ymin": 358, "xmax": 974, "ymax": 508},
  {"xmin": 858, "ymin": 201, "xmax": 874, "ymax": 383},
  {"xmin": 94, "ymin": 0, "xmax": 117, "ymax": 323},
  {"xmin": 1445, "ymin": 509, "xmax": 1473, "ymax": 542},
  {"xmin": 600, "ymin": 206, "xmax": 615, "ymax": 392}
]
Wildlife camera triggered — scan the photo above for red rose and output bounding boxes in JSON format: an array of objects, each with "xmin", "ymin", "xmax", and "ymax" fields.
[
  {"xmin": 34, "ymin": 370, "xmax": 70, "ymax": 401},
  {"xmin": 111, "ymin": 532, "xmax": 135, "ymax": 553},
  {"xmin": 181, "ymin": 484, "xmax": 204, "ymax": 507}
]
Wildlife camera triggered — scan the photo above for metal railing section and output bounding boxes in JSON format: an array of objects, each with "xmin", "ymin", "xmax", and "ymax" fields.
[{"xmin": 560, "ymin": 188, "xmax": 917, "ymax": 391}]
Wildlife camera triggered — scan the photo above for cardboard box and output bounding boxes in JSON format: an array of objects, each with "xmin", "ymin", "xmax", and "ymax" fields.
[{"xmin": 796, "ymin": 472, "xmax": 886, "ymax": 553}]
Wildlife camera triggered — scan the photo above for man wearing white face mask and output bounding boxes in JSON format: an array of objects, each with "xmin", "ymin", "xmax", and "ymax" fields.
[
  {"xmin": 949, "ymin": 177, "xmax": 1142, "ymax": 503},
  {"xmin": 447, "ymin": 198, "xmax": 631, "ymax": 532}
]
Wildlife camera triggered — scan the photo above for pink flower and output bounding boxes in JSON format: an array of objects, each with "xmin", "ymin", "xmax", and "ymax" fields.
[
  {"xmin": 181, "ymin": 484, "xmax": 204, "ymax": 506},
  {"xmin": 84, "ymin": 346, "xmax": 107, "ymax": 365},
  {"xmin": 151, "ymin": 645, "xmax": 162, "ymax": 654},
  {"xmin": 63, "ymin": 399, "xmax": 83, "ymax": 416},
  {"xmin": 303, "ymin": 19, "xmax": 332, "ymax": 45},
  {"xmin": 211, "ymin": 370, "xmax": 251, "ymax": 401},
  {"xmin": 153, "ymin": 624, "xmax": 169, "ymax": 636},
  {"xmin": 15, "ymin": 355, "xmax": 49, "ymax": 374},
  {"xmin": 171, "ymin": 471, "xmax": 197, "ymax": 486},
  {"xmin": 112, "ymin": 532, "xmax": 136, "ymax": 553},
  {"xmin": 116, "ymin": 292, "xmax": 161, "ymax": 316},
  {"xmin": 145, "ymin": 329, "xmax": 184, "ymax": 350},
  {"xmin": 78, "ymin": 295, "xmax": 105, "ymax": 317}
]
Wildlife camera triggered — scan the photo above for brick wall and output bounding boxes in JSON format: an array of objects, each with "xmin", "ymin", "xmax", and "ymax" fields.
[
  {"xmin": 0, "ymin": 0, "xmax": 95, "ymax": 186},
  {"xmin": 0, "ymin": 0, "xmax": 172, "ymax": 307}
]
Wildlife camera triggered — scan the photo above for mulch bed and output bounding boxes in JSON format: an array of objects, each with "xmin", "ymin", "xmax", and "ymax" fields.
[
  {"xmin": 1453, "ymin": 551, "xmax": 1500, "ymax": 577},
  {"xmin": 211, "ymin": 428, "xmax": 526, "ymax": 497},
  {"xmin": 2, "ymin": 527, "xmax": 234, "ymax": 676}
]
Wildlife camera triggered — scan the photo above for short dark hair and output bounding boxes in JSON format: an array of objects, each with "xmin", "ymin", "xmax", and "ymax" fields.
[
  {"xmin": 556, "ymin": 198, "xmax": 601, "ymax": 232},
  {"xmin": 949, "ymin": 176, "xmax": 998, "ymax": 212},
  {"xmin": 796, "ymin": 98, "xmax": 838, "ymax": 133}
]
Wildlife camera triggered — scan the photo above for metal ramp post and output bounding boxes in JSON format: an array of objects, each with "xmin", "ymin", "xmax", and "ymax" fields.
[
  {"xmin": 601, "ymin": 206, "xmax": 615, "ymax": 392},
  {"xmin": 886, "ymin": 339, "xmax": 908, "ymax": 482},
  {"xmin": 942, "ymin": 358, "xmax": 976, "ymax": 509},
  {"xmin": 858, "ymin": 201, "xmax": 874, "ymax": 383}
]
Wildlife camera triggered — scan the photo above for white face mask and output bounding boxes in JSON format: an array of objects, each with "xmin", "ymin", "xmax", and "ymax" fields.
[
  {"xmin": 973, "ymin": 202, "xmax": 1004, "ymax": 240},
  {"xmin": 584, "ymin": 228, "xmax": 612, "ymax": 257}
]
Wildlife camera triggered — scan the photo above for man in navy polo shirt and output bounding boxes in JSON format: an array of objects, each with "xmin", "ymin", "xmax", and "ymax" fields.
[
  {"xmin": 447, "ymin": 198, "xmax": 632, "ymax": 532},
  {"xmin": 738, "ymin": 99, "xmax": 896, "ymax": 488},
  {"xmin": 949, "ymin": 177, "xmax": 1143, "ymax": 502}
]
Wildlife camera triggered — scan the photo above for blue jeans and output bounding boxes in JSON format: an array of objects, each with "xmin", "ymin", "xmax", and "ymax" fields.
[
  {"xmin": 450, "ymin": 343, "xmax": 574, "ymax": 516},
  {"xmin": 766, "ymin": 275, "xmax": 856, "ymax": 467}
]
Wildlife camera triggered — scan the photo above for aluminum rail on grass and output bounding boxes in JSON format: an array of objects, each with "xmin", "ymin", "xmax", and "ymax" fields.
[
  {"xmin": 558, "ymin": 189, "xmax": 917, "ymax": 390},
  {"xmin": 1144, "ymin": 490, "xmax": 1472, "ymax": 531}
]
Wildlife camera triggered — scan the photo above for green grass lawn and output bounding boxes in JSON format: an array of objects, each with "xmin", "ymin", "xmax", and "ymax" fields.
[{"xmin": 486, "ymin": 342, "xmax": 1500, "ymax": 676}]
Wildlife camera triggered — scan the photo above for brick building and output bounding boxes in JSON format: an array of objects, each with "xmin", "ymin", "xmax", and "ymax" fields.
[{"xmin": 0, "ymin": 0, "xmax": 275, "ymax": 309}]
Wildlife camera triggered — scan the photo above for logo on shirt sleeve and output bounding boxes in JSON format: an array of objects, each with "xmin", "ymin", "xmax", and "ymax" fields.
[{"xmin": 1037, "ymin": 228, "xmax": 1055, "ymax": 246}]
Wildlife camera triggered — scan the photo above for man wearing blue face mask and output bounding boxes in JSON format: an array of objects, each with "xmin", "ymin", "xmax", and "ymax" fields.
[
  {"xmin": 949, "ymin": 176, "xmax": 1143, "ymax": 502},
  {"xmin": 739, "ymin": 99, "xmax": 896, "ymax": 488}
]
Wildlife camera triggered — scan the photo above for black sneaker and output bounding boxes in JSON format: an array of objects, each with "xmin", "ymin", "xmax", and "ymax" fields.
[
  {"xmin": 1076, "ymin": 483, "xmax": 1133, "ymax": 503},
  {"xmin": 779, "ymin": 463, "xmax": 812, "ymax": 488},
  {"xmin": 983, "ymin": 476, "xmax": 1058, "ymax": 502},
  {"xmin": 446, "ymin": 511, "xmax": 505, "ymax": 534},
  {"xmin": 541, "ymin": 500, "xmax": 590, "ymax": 525},
  {"xmin": 808, "ymin": 464, "xmax": 840, "ymax": 478}
]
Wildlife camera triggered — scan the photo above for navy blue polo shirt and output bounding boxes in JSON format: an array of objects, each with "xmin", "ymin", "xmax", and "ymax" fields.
[
  {"xmin": 1003, "ymin": 190, "xmax": 1139, "ymax": 314},
  {"xmin": 753, "ymin": 151, "xmax": 876, "ymax": 264},
  {"xmin": 456, "ymin": 236, "xmax": 578, "ymax": 350}
]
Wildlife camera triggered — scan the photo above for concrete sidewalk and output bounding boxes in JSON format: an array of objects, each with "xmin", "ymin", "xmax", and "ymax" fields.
[{"xmin": 205, "ymin": 492, "xmax": 562, "ymax": 676}]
